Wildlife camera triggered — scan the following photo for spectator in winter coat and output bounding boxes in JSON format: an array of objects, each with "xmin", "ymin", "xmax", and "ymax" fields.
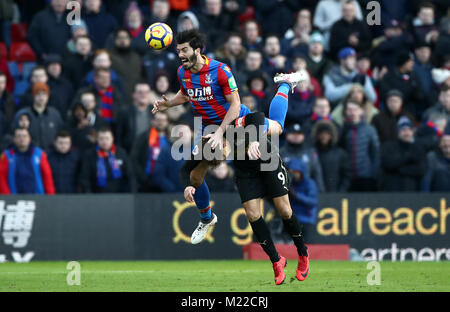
[
  {"xmin": 47, "ymin": 130, "xmax": 80, "ymax": 193},
  {"xmin": 413, "ymin": 41, "xmax": 434, "ymax": 99},
  {"xmin": 215, "ymin": 33, "xmax": 247, "ymax": 73},
  {"xmin": 82, "ymin": 0, "xmax": 118, "ymax": 48},
  {"xmin": 290, "ymin": 55, "xmax": 323, "ymax": 97},
  {"xmin": 285, "ymin": 70, "xmax": 316, "ymax": 127},
  {"xmin": 153, "ymin": 124, "xmax": 192, "ymax": 193},
  {"xmin": 380, "ymin": 117, "xmax": 427, "ymax": 191},
  {"xmin": 304, "ymin": 31, "xmax": 334, "ymax": 83},
  {"xmin": 130, "ymin": 111, "xmax": 169, "ymax": 192},
  {"xmin": 246, "ymin": 70, "xmax": 271, "ymax": 117},
  {"xmin": 280, "ymin": 123, "xmax": 325, "ymax": 192},
  {"xmin": 421, "ymin": 133, "xmax": 450, "ymax": 192},
  {"xmin": 15, "ymin": 82, "xmax": 63, "ymax": 151},
  {"xmin": 312, "ymin": 120, "xmax": 350, "ymax": 192},
  {"xmin": 242, "ymin": 20, "xmax": 263, "ymax": 52},
  {"xmin": 27, "ymin": 0, "xmax": 71, "ymax": 60},
  {"xmin": 371, "ymin": 89, "xmax": 415, "ymax": 143},
  {"xmin": 323, "ymin": 47, "xmax": 376, "ymax": 107},
  {"xmin": 287, "ymin": 158, "xmax": 318, "ymax": 242},
  {"xmin": 422, "ymin": 84, "xmax": 450, "ymax": 125},
  {"xmin": 0, "ymin": 128, "xmax": 55, "ymax": 194},
  {"xmin": 302, "ymin": 97, "xmax": 339, "ymax": 141},
  {"xmin": 262, "ymin": 35, "xmax": 288, "ymax": 78},
  {"xmin": 415, "ymin": 112, "xmax": 447, "ymax": 153},
  {"xmin": 64, "ymin": 35, "xmax": 93, "ymax": 89},
  {"xmin": 124, "ymin": 2, "xmax": 148, "ymax": 56},
  {"xmin": 411, "ymin": 2, "xmax": 440, "ymax": 46},
  {"xmin": 340, "ymin": 101, "xmax": 380, "ymax": 191},
  {"xmin": 79, "ymin": 126, "xmax": 136, "ymax": 193}
]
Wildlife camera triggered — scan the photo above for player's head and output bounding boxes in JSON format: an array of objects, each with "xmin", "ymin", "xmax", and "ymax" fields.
[{"xmin": 175, "ymin": 29, "xmax": 206, "ymax": 69}]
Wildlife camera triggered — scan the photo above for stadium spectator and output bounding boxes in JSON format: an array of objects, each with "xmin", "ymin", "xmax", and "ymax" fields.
[
  {"xmin": 280, "ymin": 9, "xmax": 311, "ymax": 58},
  {"xmin": 304, "ymin": 31, "xmax": 334, "ymax": 83},
  {"xmin": 413, "ymin": 41, "xmax": 434, "ymax": 98},
  {"xmin": 148, "ymin": 0, "xmax": 177, "ymax": 32},
  {"xmin": 287, "ymin": 158, "xmax": 318, "ymax": 242},
  {"xmin": 116, "ymin": 82, "xmax": 154, "ymax": 152},
  {"xmin": 285, "ymin": 70, "xmax": 316, "ymax": 127},
  {"xmin": 379, "ymin": 50, "xmax": 428, "ymax": 119},
  {"xmin": 290, "ymin": 55, "xmax": 322, "ymax": 97},
  {"xmin": 262, "ymin": 34, "xmax": 288, "ymax": 77},
  {"xmin": 280, "ymin": 123, "xmax": 325, "ymax": 193},
  {"xmin": 284, "ymin": 9, "xmax": 312, "ymax": 40},
  {"xmin": 235, "ymin": 50, "xmax": 269, "ymax": 92},
  {"xmin": 78, "ymin": 68, "xmax": 125, "ymax": 125},
  {"xmin": 64, "ymin": 35, "xmax": 93, "ymax": 89},
  {"xmin": 47, "ymin": 130, "xmax": 80, "ymax": 193},
  {"xmin": 0, "ymin": 127, "xmax": 55, "ymax": 194},
  {"xmin": 176, "ymin": 11, "xmax": 200, "ymax": 33},
  {"xmin": 422, "ymin": 80, "xmax": 450, "ymax": 125},
  {"xmin": 83, "ymin": 49, "xmax": 127, "ymax": 100},
  {"xmin": 242, "ymin": 20, "xmax": 263, "ymax": 52},
  {"xmin": 253, "ymin": 0, "xmax": 301, "ymax": 38},
  {"xmin": 45, "ymin": 54, "xmax": 75, "ymax": 119},
  {"xmin": 302, "ymin": 97, "xmax": 337, "ymax": 140},
  {"xmin": 432, "ymin": 17, "xmax": 450, "ymax": 67},
  {"xmin": 198, "ymin": 0, "xmax": 238, "ymax": 52},
  {"xmin": 215, "ymin": 33, "xmax": 247, "ymax": 73},
  {"xmin": 246, "ymin": 70, "xmax": 271, "ymax": 116},
  {"xmin": 69, "ymin": 90, "xmax": 107, "ymax": 152},
  {"xmin": 371, "ymin": 89, "xmax": 415, "ymax": 143},
  {"xmin": 421, "ymin": 133, "xmax": 450, "ymax": 192},
  {"xmin": 312, "ymin": 120, "xmax": 350, "ymax": 192},
  {"xmin": 380, "ymin": 116, "xmax": 427, "ymax": 191},
  {"xmin": 0, "ymin": 0, "xmax": 13, "ymax": 50},
  {"xmin": 151, "ymin": 71, "xmax": 176, "ymax": 102},
  {"xmin": 108, "ymin": 28, "xmax": 143, "ymax": 100},
  {"xmin": 27, "ymin": 0, "xmax": 71, "ymax": 60},
  {"xmin": 15, "ymin": 82, "xmax": 63, "ymax": 151},
  {"xmin": 411, "ymin": 2, "xmax": 440, "ymax": 45},
  {"xmin": 340, "ymin": 101, "xmax": 380, "ymax": 192},
  {"xmin": 82, "ymin": 0, "xmax": 118, "ymax": 48},
  {"xmin": 79, "ymin": 126, "xmax": 136, "ymax": 193},
  {"xmin": 371, "ymin": 19, "xmax": 414, "ymax": 69},
  {"xmin": 153, "ymin": 123, "xmax": 193, "ymax": 193},
  {"xmin": 0, "ymin": 72, "xmax": 16, "ymax": 126},
  {"xmin": 323, "ymin": 47, "xmax": 376, "ymax": 107},
  {"xmin": 64, "ymin": 19, "xmax": 89, "ymax": 57},
  {"xmin": 205, "ymin": 161, "xmax": 236, "ymax": 192},
  {"xmin": 130, "ymin": 111, "xmax": 169, "ymax": 192},
  {"xmin": 331, "ymin": 83, "xmax": 379, "ymax": 127},
  {"xmin": 329, "ymin": 0, "xmax": 372, "ymax": 59},
  {"xmin": 124, "ymin": 2, "xmax": 147, "ymax": 56},
  {"xmin": 142, "ymin": 49, "xmax": 179, "ymax": 94},
  {"xmin": 415, "ymin": 112, "xmax": 447, "ymax": 153},
  {"xmin": 222, "ymin": 0, "xmax": 247, "ymax": 23},
  {"xmin": 313, "ymin": 0, "xmax": 363, "ymax": 50}
]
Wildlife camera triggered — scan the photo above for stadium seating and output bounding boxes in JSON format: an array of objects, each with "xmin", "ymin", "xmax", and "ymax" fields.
[
  {"xmin": 0, "ymin": 42, "xmax": 7, "ymax": 60},
  {"xmin": 11, "ymin": 23, "xmax": 28, "ymax": 42},
  {"xmin": 9, "ymin": 42, "xmax": 36, "ymax": 62}
]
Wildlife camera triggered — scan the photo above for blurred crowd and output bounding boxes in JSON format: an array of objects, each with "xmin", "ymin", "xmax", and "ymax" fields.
[{"xmin": 0, "ymin": 0, "xmax": 450, "ymax": 200}]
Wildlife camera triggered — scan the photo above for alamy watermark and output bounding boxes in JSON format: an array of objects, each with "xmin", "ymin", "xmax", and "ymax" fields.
[
  {"xmin": 366, "ymin": 261, "xmax": 381, "ymax": 286},
  {"xmin": 66, "ymin": 261, "xmax": 81, "ymax": 286}
]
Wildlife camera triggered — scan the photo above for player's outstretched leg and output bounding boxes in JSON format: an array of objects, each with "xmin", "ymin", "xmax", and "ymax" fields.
[
  {"xmin": 273, "ymin": 195, "xmax": 310, "ymax": 281},
  {"xmin": 267, "ymin": 70, "xmax": 310, "ymax": 136},
  {"xmin": 190, "ymin": 180, "xmax": 218, "ymax": 244}
]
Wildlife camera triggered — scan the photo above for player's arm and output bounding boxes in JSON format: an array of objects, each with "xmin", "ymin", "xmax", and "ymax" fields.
[{"xmin": 152, "ymin": 89, "xmax": 189, "ymax": 114}]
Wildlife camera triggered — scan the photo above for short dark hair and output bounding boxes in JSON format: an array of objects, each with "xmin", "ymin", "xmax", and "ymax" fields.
[
  {"xmin": 94, "ymin": 67, "xmax": 110, "ymax": 77},
  {"xmin": 419, "ymin": 1, "xmax": 435, "ymax": 11},
  {"xmin": 14, "ymin": 127, "xmax": 30, "ymax": 136},
  {"xmin": 114, "ymin": 27, "xmax": 130, "ymax": 38},
  {"xmin": 55, "ymin": 129, "xmax": 71, "ymax": 139},
  {"xmin": 175, "ymin": 29, "xmax": 206, "ymax": 52},
  {"xmin": 98, "ymin": 126, "xmax": 113, "ymax": 135},
  {"xmin": 31, "ymin": 65, "xmax": 46, "ymax": 75}
]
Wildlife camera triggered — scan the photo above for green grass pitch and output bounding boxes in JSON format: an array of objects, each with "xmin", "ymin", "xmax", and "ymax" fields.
[{"xmin": 0, "ymin": 260, "xmax": 449, "ymax": 292}]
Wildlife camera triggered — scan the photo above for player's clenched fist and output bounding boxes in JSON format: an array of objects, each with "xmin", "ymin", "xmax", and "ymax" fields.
[
  {"xmin": 152, "ymin": 94, "xmax": 170, "ymax": 114},
  {"xmin": 184, "ymin": 186, "xmax": 196, "ymax": 203}
]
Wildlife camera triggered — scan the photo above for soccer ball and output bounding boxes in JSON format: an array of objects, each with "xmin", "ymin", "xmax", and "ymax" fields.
[{"xmin": 145, "ymin": 22, "xmax": 173, "ymax": 50}]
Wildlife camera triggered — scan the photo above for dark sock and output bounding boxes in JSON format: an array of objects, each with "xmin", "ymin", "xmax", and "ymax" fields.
[
  {"xmin": 250, "ymin": 217, "xmax": 280, "ymax": 263},
  {"xmin": 283, "ymin": 215, "xmax": 308, "ymax": 257}
]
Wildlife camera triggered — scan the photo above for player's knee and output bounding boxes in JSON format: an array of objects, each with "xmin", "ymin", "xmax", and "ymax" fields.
[
  {"xmin": 245, "ymin": 209, "xmax": 261, "ymax": 223},
  {"xmin": 278, "ymin": 205, "xmax": 293, "ymax": 220}
]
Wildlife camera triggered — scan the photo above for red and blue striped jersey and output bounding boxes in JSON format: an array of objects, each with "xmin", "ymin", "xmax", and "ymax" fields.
[{"xmin": 177, "ymin": 55, "xmax": 250, "ymax": 126}]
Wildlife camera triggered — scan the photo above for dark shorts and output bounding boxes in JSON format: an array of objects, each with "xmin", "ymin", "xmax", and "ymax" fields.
[{"xmin": 234, "ymin": 155, "xmax": 289, "ymax": 203}]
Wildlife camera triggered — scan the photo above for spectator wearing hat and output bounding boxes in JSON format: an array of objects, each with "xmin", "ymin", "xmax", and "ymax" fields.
[
  {"xmin": 280, "ymin": 123, "xmax": 325, "ymax": 192},
  {"xmin": 14, "ymin": 82, "xmax": 63, "ymax": 151},
  {"xmin": 371, "ymin": 89, "xmax": 415, "ymax": 143},
  {"xmin": 415, "ymin": 112, "xmax": 447, "ymax": 153},
  {"xmin": 421, "ymin": 133, "xmax": 450, "ymax": 192},
  {"xmin": 413, "ymin": 41, "xmax": 434, "ymax": 99},
  {"xmin": 45, "ymin": 54, "xmax": 75, "ymax": 120},
  {"xmin": 311, "ymin": 120, "xmax": 350, "ymax": 192},
  {"xmin": 82, "ymin": 0, "xmax": 118, "ymax": 49},
  {"xmin": 372, "ymin": 19, "xmax": 414, "ymax": 69},
  {"xmin": 285, "ymin": 158, "xmax": 318, "ymax": 242},
  {"xmin": 0, "ymin": 127, "xmax": 55, "ymax": 194},
  {"xmin": 177, "ymin": 11, "xmax": 201, "ymax": 34},
  {"xmin": 64, "ymin": 19, "xmax": 89, "ymax": 57},
  {"xmin": 340, "ymin": 101, "xmax": 380, "ymax": 192},
  {"xmin": 379, "ymin": 50, "xmax": 428, "ymax": 119},
  {"xmin": 380, "ymin": 116, "xmax": 427, "ymax": 191},
  {"xmin": 329, "ymin": 0, "xmax": 372, "ymax": 59},
  {"xmin": 27, "ymin": 0, "xmax": 71, "ymax": 61},
  {"xmin": 422, "ymin": 84, "xmax": 450, "ymax": 125},
  {"xmin": 47, "ymin": 130, "xmax": 80, "ymax": 193},
  {"xmin": 285, "ymin": 69, "xmax": 316, "ymax": 127},
  {"xmin": 323, "ymin": 47, "xmax": 376, "ymax": 107},
  {"xmin": 64, "ymin": 35, "xmax": 93, "ymax": 89},
  {"xmin": 304, "ymin": 31, "xmax": 333, "ymax": 83}
]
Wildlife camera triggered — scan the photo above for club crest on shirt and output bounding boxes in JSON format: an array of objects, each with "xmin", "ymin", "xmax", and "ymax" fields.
[{"xmin": 205, "ymin": 74, "xmax": 213, "ymax": 84}]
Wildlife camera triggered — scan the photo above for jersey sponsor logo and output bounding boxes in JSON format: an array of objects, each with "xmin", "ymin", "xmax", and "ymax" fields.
[
  {"xmin": 228, "ymin": 77, "xmax": 237, "ymax": 89},
  {"xmin": 186, "ymin": 86, "xmax": 213, "ymax": 101}
]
